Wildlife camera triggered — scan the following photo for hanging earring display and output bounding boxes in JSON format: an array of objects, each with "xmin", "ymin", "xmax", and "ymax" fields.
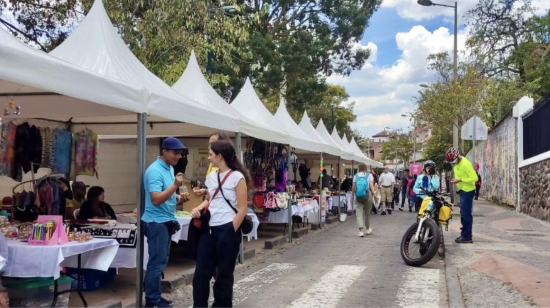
[
  {"xmin": 4, "ymin": 96, "xmax": 22, "ymax": 116},
  {"xmin": 320, "ymin": 157, "xmax": 324, "ymax": 177}
]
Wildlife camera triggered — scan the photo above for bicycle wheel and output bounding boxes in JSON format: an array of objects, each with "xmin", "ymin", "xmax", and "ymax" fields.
[{"xmin": 400, "ymin": 219, "xmax": 441, "ymax": 267}]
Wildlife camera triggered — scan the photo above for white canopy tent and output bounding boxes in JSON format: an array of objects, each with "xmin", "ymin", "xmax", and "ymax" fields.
[
  {"xmin": 349, "ymin": 137, "xmax": 383, "ymax": 168},
  {"xmin": 298, "ymin": 111, "xmax": 341, "ymax": 157},
  {"xmin": 274, "ymin": 98, "xmax": 324, "ymax": 153},
  {"xmin": 316, "ymin": 119, "xmax": 354, "ymax": 161},
  {"xmin": 48, "ymin": 0, "xmax": 239, "ymax": 135},
  {"xmin": 230, "ymin": 78, "xmax": 290, "ymax": 145},
  {"xmin": 172, "ymin": 51, "xmax": 288, "ymax": 141},
  {"xmin": 0, "ymin": 27, "xmax": 145, "ymax": 120},
  {"xmin": 341, "ymin": 132, "xmax": 370, "ymax": 165},
  {"xmin": 336, "ymin": 130, "xmax": 367, "ymax": 163},
  {"xmin": 331, "ymin": 129, "xmax": 361, "ymax": 162}
]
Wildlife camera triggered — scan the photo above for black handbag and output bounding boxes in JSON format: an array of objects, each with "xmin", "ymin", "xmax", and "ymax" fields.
[{"xmin": 217, "ymin": 173, "xmax": 254, "ymax": 234}]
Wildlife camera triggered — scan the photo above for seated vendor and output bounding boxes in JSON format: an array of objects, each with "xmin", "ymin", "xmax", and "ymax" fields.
[{"xmin": 78, "ymin": 186, "xmax": 117, "ymax": 221}]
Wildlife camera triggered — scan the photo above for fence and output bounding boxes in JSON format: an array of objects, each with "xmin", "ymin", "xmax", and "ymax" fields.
[{"xmin": 523, "ymin": 96, "xmax": 550, "ymax": 160}]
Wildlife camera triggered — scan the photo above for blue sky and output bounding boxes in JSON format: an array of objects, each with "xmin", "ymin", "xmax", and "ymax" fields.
[{"xmin": 330, "ymin": 0, "xmax": 550, "ymax": 139}]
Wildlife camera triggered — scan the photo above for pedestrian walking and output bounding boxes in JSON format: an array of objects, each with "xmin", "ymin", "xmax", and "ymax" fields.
[
  {"xmin": 352, "ymin": 164, "xmax": 376, "ymax": 237},
  {"xmin": 474, "ymin": 162, "xmax": 482, "ymax": 200},
  {"xmin": 399, "ymin": 169, "xmax": 411, "ymax": 211},
  {"xmin": 370, "ymin": 172, "xmax": 380, "ymax": 214},
  {"xmin": 191, "ymin": 140, "xmax": 252, "ymax": 307},
  {"xmin": 412, "ymin": 160, "xmax": 440, "ymax": 212},
  {"xmin": 142, "ymin": 137, "xmax": 189, "ymax": 308},
  {"xmin": 378, "ymin": 167, "xmax": 396, "ymax": 215},
  {"xmin": 407, "ymin": 175, "xmax": 416, "ymax": 212},
  {"xmin": 446, "ymin": 147, "xmax": 478, "ymax": 244},
  {"xmin": 392, "ymin": 176, "xmax": 401, "ymax": 210}
]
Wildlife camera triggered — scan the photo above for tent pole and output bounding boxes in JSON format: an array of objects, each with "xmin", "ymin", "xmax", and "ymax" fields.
[
  {"xmin": 236, "ymin": 132, "xmax": 245, "ymax": 264},
  {"xmin": 338, "ymin": 157, "xmax": 342, "ymax": 215},
  {"xmin": 287, "ymin": 144, "xmax": 293, "ymax": 243},
  {"xmin": 351, "ymin": 160, "xmax": 355, "ymax": 214},
  {"xmin": 136, "ymin": 113, "xmax": 147, "ymax": 308},
  {"xmin": 319, "ymin": 152, "xmax": 323, "ymax": 229}
]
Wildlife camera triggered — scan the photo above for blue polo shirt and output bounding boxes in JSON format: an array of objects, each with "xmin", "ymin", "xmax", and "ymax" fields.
[{"xmin": 141, "ymin": 157, "xmax": 176, "ymax": 223}]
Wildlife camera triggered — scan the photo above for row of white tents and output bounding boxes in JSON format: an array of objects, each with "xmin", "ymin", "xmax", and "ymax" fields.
[
  {"xmin": 0, "ymin": 0, "xmax": 380, "ymax": 167},
  {"xmin": 0, "ymin": 1, "xmax": 381, "ymax": 304}
]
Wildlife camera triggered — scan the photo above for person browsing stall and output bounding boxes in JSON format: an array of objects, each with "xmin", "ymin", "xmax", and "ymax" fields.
[
  {"xmin": 142, "ymin": 137, "xmax": 189, "ymax": 308},
  {"xmin": 191, "ymin": 140, "xmax": 252, "ymax": 308}
]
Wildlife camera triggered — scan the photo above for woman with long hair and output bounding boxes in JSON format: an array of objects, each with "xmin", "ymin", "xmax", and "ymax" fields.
[
  {"xmin": 78, "ymin": 186, "xmax": 116, "ymax": 220},
  {"xmin": 191, "ymin": 140, "xmax": 251, "ymax": 307}
]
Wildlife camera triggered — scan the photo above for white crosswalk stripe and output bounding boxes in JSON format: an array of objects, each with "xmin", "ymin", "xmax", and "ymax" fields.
[
  {"xmin": 396, "ymin": 267, "xmax": 440, "ymax": 308},
  {"xmin": 286, "ymin": 265, "xmax": 367, "ymax": 308}
]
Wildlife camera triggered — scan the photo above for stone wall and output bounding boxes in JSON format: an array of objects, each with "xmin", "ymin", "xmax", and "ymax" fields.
[
  {"xmin": 519, "ymin": 158, "xmax": 550, "ymax": 221},
  {"xmin": 465, "ymin": 113, "xmax": 517, "ymax": 207}
]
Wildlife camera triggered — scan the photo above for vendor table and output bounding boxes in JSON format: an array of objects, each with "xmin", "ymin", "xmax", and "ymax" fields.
[{"xmin": 3, "ymin": 238, "xmax": 119, "ymax": 307}]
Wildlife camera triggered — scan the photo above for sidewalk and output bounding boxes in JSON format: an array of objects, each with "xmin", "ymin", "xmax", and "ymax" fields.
[{"xmin": 444, "ymin": 199, "xmax": 550, "ymax": 308}]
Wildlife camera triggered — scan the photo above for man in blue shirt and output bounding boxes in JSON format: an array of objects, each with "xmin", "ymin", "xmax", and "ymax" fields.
[{"xmin": 142, "ymin": 137, "xmax": 187, "ymax": 308}]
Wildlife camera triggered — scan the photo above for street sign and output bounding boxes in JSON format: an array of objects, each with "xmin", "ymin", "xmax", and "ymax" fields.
[
  {"xmin": 410, "ymin": 163, "xmax": 422, "ymax": 175},
  {"xmin": 461, "ymin": 116, "xmax": 488, "ymax": 141}
]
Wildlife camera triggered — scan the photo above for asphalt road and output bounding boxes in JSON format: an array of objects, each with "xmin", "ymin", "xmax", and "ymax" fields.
[{"xmin": 171, "ymin": 207, "xmax": 448, "ymax": 308}]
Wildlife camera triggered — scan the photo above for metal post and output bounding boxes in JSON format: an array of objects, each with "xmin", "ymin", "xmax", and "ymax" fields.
[
  {"xmin": 319, "ymin": 153, "xmax": 323, "ymax": 229},
  {"xmin": 473, "ymin": 117, "xmax": 476, "ymax": 168},
  {"xmin": 287, "ymin": 144, "xmax": 293, "ymax": 242},
  {"xmin": 136, "ymin": 113, "xmax": 147, "ymax": 308},
  {"xmin": 337, "ymin": 157, "xmax": 342, "ymax": 216},
  {"xmin": 236, "ymin": 133, "xmax": 245, "ymax": 263},
  {"xmin": 413, "ymin": 117, "xmax": 416, "ymax": 163},
  {"xmin": 351, "ymin": 160, "xmax": 354, "ymax": 214},
  {"xmin": 450, "ymin": 1, "xmax": 458, "ymax": 204}
]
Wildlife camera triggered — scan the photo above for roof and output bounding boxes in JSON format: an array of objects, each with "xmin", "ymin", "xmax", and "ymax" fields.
[
  {"xmin": 274, "ymin": 99, "xmax": 323, "ymax": 152},
  {"xmin": 372, "ymin": 130, "xmax": 390, "ymax": 138}
]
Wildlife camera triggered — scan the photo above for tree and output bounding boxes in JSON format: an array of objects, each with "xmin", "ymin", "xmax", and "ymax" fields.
[
  {"xmin": 381, "ymin": 129, "xmax": 414, "ymax": 166},
  {"xmin": 466, "ymin": 0, "xmax": 535, "ymax": 83},
  {"xmin": 422, "ymin": 127, "xmax": 452, "ymax": 173}
]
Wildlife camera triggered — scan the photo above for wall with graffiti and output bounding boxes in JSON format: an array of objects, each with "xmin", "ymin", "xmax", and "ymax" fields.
[{"xmin": 466, "ymin": 113, "xmax": 517, "ymax": 207}]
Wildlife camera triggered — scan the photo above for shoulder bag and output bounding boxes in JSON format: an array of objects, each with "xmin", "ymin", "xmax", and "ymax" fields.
[
  {"xmin": 191, "ymin": 170, "xmax": 234, "ymax": 230},
  {"xmin": 217, "ymin": 172, "xmax": 254, "ymax": 234}
]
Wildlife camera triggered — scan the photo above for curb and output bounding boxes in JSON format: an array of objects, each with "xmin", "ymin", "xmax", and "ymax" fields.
[{"xmin": 442, "ymin": 229, "xmax": 466, "ymax": 308}]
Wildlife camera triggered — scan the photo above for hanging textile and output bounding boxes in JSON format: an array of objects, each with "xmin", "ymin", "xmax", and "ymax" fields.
[
  {"xmin": 39, "ymin": 127, "xmax": 54, "ymax": 168},
  {"xmin": 0, "ymin": 122, "xmax": 17, "ymax": 177},
  {"xmin": 70, "ymin": 128, "xmax": 98, "ymax": 179},
  {"xmin": 15, "ymin": 123, "xmax": 42, "ymax": 180},
  {"xmin": 52, "ymin": 129, "xmax": 72, "ymax": 176}
]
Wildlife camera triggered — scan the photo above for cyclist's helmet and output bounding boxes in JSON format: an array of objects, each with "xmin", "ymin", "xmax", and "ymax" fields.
[
  {"xmin": 424, "ymin": 160, "xmax": 436, "ymax": 170},
  {"xmin": 445, "ymin": 147, "xmax": 460, "ymax": 163}
]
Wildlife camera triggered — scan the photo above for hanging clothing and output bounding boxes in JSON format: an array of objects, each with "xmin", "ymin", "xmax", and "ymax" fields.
[
  {"xmin": 39, "ymin": 127, "xmax": 54, "ymax": 168},
  {"xmin": 38, "ymin": 185, "xmax": 54, "ymax": 214},
  {"xmin": 71, "ymin": 128, "xmax": 98, "ymax": 179},
  {"xmin": 15, "ymin": 123, "xmax": 42, "ymax": 180},
  {"xmin": 0, "ymin": 122, "xmax": 17, "ymax": 177},
  {"xmin": 52, "ymin": 129, "xmax": 72, "ymax": 176}
]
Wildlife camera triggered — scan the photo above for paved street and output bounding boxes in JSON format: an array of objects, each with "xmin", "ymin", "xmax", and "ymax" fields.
[{"xmin": 168, "ymin": 206, "xmax": 447, "ymax": 308}]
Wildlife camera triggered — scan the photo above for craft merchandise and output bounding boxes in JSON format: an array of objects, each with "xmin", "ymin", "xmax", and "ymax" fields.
[
  {"xmin": 52, "ymin": 128, "xmax": 72, "ymax": 176},
  {"xmin": 14, "ymin": 122, "xmax": 42, "ymax": 180},
  {"xmin": 264, "ymin": 191, "xmax": 279, "ymax": 211},
  {"xmin": 71, "ymin": 128, "xmax": 98, "ymax": 179},
  {"xmin": 0, "ymin": 122, "xmax": 16, "ymax": 177},
  {"xmin": 39, "ymin": 127, "xmax": 54, "ymax": 168},
  {"xmin": 275, "ymin": 192, "xmax": 290, "ymax": 210},
  {"xmin": 28, "ymin": 215, "xmax": 68, "ymax": 246}
]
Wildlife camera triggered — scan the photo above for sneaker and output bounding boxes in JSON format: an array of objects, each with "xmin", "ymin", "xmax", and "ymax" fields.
[
  {"xmin": 455, "ymin": 237, "xmax": 473, "ymax": 244},
  {"xmin": 358, "ymin": 231, "xmax": 364, "ymax": 237},
  {"xmin": 399, "ymin": 207, "xmax": 404, "ymax": 212},
  {"xmin": 366, "ymin": 228, "xmax": 372, "ymax": 235},
  {"xmin": 381, "ymin": 211, "xmax": 387, "ymax": 216},
  {"xmin": 145, "ymin": 300, "xmax": 173, "ymax": 308},
  {"xmin": 160, "ymin": 297, "xmax": 173, "ymax": 305}
]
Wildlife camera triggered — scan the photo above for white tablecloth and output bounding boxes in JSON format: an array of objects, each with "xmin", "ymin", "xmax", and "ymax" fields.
[
  {"xmin": 267, "ymin": 200, "xmax": 319, "ymax": 224},
  {"xmin": 173, "ymin": 217, "xmax": 192, "ymax": 242},
  {"xmin": 330, "ymin": 195, "xmax": 347, "ymax": 209},
  {"xmin": 244, "ymin": 213, "xmax": 260, "ymax": 241},
  {"xmin": 346, "ymin": 192, "xmax": 354, "ymax": 211},
  {"xmin": 3, "ymin": 239, "xmax": 119, "ymax": 279}
]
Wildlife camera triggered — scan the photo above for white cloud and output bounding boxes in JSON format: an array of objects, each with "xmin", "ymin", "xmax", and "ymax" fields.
[
  {"xmin": 381, "ymin": 0, "xmax": 479, "ymax": 23},
  {"xmin": 532, "ymin": 0, "xmax": 550, "ymax": 15},
  {"xmin": 329, "ymin": 25, "xmax": 467, "ymax": 138}
]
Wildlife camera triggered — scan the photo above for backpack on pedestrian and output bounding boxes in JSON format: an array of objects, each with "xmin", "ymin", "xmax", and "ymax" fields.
[{"xmin": 355, "ymin": 173, "xmax": 369, "ymax": 198}]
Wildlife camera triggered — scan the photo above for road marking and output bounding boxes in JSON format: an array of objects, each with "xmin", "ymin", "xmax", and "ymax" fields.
[
  {"xmin": 396, "ymin": 267, "xmax": 440, "ymax": 308},
  {"xmin": 233, "ymin": 262, "xmax": 297, "ymax": 305},
  {"xmin": 287, "ymin": 265, "xmax": 366, "ymax": 308}
]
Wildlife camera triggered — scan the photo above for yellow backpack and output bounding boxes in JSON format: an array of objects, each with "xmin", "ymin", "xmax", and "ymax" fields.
[{"xmin": 417, "ymin": 197, "xmax": 453, "ymax": 225}]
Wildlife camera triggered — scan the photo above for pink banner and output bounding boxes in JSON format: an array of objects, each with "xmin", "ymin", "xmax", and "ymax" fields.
[{"xmin": 410, "ymin": 163, "xmax": 422, "ymax": 175}]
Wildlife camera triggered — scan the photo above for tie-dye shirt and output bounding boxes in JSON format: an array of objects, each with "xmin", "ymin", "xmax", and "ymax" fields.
[
  {"xmin": 70, "ymin": 128, "xmax": 98, "ymax": 179},
  {"xmin": 52, "ymin": 129, "xmax": 73, "ymax": 177}
]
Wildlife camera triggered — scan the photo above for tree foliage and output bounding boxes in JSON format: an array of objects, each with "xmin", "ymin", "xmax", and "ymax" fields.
[
  {"xmin": 422, "ymin": 127, "xmax": 452, "ymax": 173},
  {"xmin": 381, "ymin": 129, "xmax": 414, "ymax": 166},
  {"xmin": 1, "ymin": 0, "xmax": 380, "ymax": 141}
]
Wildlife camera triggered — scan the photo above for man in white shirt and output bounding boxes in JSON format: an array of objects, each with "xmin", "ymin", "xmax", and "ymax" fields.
[{"xmin": 379, "ymin": 167, "xmax": 396, "ymax": 215}]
